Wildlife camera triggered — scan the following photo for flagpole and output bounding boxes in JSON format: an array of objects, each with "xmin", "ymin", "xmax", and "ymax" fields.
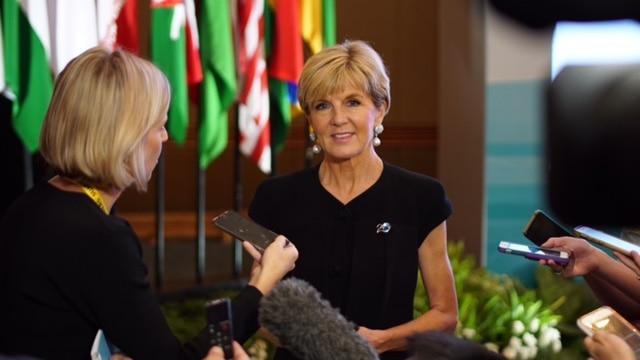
[
  {"xmin": 23, "ymin": 148, "xmax": 34, "ymax": 191},
  {"xmin": 233, "ymin": 108, "xmax": 244, "ymax": 278},
  {"xmin": 154, "ymin": 151, "xmax": 166, "ymax": 290},
  {"xmin": 196, "ymin": 163, "xmax": 206, "ymax": 285}
]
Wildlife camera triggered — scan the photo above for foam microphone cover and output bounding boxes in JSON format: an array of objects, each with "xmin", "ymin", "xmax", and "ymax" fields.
[{"xmin": 259, "ymin": 277, "xmax": 379, "ymax": 360}]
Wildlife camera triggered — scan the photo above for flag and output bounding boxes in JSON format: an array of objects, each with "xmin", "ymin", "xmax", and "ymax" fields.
[
  {"xmin": 0, "ymin": 13, "xmax": 5, "ymax": 94},
  {"xmin": 115, "ymin": 0, "xmax": 139, "ymax": 53},
  {"xmin": 237, "ymin": 0, "xmax": 271, "ymax": 174},
  {"xmin": 48, "ymin": 0, "xmax": 100, "ymax": 75},
  {"xmin": 300, "ymin": 0, "xmax": 336, "ymax": 54},
  {"xmin": 150, "ymin": 0, "xmax": 202, "ymax": 146},
  {"xmin": 198, "ymin": 0, "xmax": 236, "ymax": 170},
  {"xmin": 2, "ymin": 0, "xmax": 54, "ymax": 153},
  {"xmin": 264, "ymin": 0, "xmax": 303, "ymax": 155}
]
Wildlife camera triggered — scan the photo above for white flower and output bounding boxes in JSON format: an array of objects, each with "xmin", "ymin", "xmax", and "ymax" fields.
[
  {"xmin": 461, "ymin": 327, "xmax": 476, "ymax": 340},
  {"xmin": 484, "ymin": 342, "xmax": 500, "ymax": 353},
  {"xmin": 502, "ymin": 346, "xmax": 518, "ymax": 359},
  {"xmin": 512, "ymin": 320, "xmax": 525, "ymax": 335},
  {"xmin": 508, "ymin": 335, "xmax": 522, "ymax": 349},
  {"xmin": 518, "ymin": 345, "xmax": 538, "ymax": 360},
  {"xmin": 552, "ymin": 338, "xmax": 563, "ymax": 353},
  {"xmin": 539, "ymin": 326, "xmax": 561, "ymax": 348},
  {"xmin": 529, "ymin": 318, "xmax": 540, "ymax": 333},
  {"xmin": 522, "ymin": 332, "xmax": 537, "ymax": 347}
]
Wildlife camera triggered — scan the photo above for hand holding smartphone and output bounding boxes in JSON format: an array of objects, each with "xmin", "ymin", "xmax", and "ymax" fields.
[
  {"xmin": 206, "ymin": 298, "xmax": 234, "ymax": 359},
  {"xmin": 574, "ymin": 225, "xmax": 640, "ymax": 256},
  {"xmin": 212, "ymin": 210, "xmax": 279, "ymax": 254},
  {"xmin": 498, "ymin": 241, "xmax": 570, "ymax": 264},
  {"xmin": 522, "ymin": 209, "xmax": 572, "ymax": 246},
  {"xmin": 577, "ymin": 306, "xmax": 640, "ymax": 355}
]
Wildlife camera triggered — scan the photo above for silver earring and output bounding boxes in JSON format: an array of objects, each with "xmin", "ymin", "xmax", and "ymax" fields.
[
  {"xmin": 373, "ymin": 124, "xmax": 384, "ymax": 147},
  {"xmin": 309, "ymin": 131, "xmax": 321, "ymax": 154}
]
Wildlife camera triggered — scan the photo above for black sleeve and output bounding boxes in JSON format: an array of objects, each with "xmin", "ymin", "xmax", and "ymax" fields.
[{"xmin": 230, "ymin": 285, "xmax": 263, "ymax": 343}]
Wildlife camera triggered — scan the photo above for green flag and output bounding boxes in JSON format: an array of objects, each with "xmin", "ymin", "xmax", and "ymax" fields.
[
  {"xmin": 150, "ymin": 1, "xmax": 189, "ymax": 146},
  {"xmin": 322, "ymin": 0, "xmax": 336, "ymax": 48},
  {"xmin": 2, "ymin": 0, "xmax": 54, "ymax": 153},
  {"xmin": 198, "ymin": 0, "xmax": 236, "ymax": 170}
]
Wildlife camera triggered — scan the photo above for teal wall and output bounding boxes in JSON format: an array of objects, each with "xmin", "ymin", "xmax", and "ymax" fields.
[{"xmin": 485, "ymin": 79, "xmax": 562, "ymax": 287}]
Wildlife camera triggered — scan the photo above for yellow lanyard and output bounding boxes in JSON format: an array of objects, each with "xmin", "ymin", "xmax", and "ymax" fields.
[
  {"xmin": 78, "ymin": 185, "xmax": 109, "ymax": 215},
  {"xmin": 66, "ymin": 178, "xmax": 109, "ymax": 215}
]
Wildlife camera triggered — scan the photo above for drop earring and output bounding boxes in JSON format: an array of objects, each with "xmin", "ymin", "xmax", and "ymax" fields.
[
  {"xmin": 373, "ymin": 124, "xmax": 384, "ymax": 147},
  {"xmin": 309, "ymin": 130, "xmax": 322, "ymax": 154}
]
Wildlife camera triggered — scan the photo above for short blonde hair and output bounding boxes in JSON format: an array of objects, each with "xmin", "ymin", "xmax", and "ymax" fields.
[
  {"xmin": 298, "ymin": 39, "xmax": 391, "ymax": 115},
  {"xmin": 40, "ymin": 47, "xmax": 170, "ymax": 192}
]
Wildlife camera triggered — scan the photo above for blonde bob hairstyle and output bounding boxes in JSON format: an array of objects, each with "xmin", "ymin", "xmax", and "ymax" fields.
[
  {"xmin": 297, "ymin": 39, "xmax": 391, "ymax": 116},
  {"xmin": 40, "ymin": 46, "xmax": 170, "ymax": 192}
]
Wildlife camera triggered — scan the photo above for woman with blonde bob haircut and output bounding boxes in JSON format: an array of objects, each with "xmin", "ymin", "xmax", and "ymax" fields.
[
  {"xmin": 40, "ymin": 46, "xmax": 169, "ymax": 192},
  {"xmin": 249, "ymin": 39, "xmax": 457, "ymax": 360},
  {"xmin": 0, "ymin": 47, "xmax": 298, "ymax": 360}
]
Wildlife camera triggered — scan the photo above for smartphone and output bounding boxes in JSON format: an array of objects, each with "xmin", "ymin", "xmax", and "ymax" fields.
[
  {"xmin": 574, "ymin": 225, "xmax": 640, "ymax": 256},
  {"xmin": 212, "ymin": 210, "xmax": 279, "ymax": 254},
  {"xmin": 577, "ymin": 306, "xmax": 640, "ymax": 353},
  {"xmin": 205, "ymin": 298, "xmax": 234, "ymax": 359},
  {"xmin": 498, "ymin": 241, "xmax": 570, "ymax": 264},
  {"xmin": 522, "ymin": 209, "xmax": 572, "ymax": 246}
]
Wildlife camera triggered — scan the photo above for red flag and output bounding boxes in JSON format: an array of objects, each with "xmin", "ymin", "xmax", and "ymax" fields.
[
  {"xmin": 237, "ymin": 0, "xmax": 271, "ymax": 173},
  {"xmin": 115, "ymin": 0, "xmax": 139, "ymax": 53},
  {"xmin": 267, "ymin": 0, "xmax": 303, "ymax": 83}
]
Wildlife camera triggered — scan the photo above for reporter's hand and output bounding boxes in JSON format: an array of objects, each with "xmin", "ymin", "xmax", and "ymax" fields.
[
  {"xmin": 584, "ymin": 331, "xmax": 635, "ymax": 360},
  {"xmin": 246, "ymin": 235, "xmax": 298, "ymax": 295},
  {"xmin": 539, "ymin": 236, "xmax": 607, "ymax": 277},
  {"xmin": 614, "ymin": 250, "xmax": 640, "ymax": 278},
  {"xmin": 204, "ymin": 342, "xmax": 250, "ymax": 360}
]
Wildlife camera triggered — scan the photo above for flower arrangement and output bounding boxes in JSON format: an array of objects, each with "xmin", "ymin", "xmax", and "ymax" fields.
[{"xmin": 414, "ymin": 241, "xmax": 564, "ymax": 360}]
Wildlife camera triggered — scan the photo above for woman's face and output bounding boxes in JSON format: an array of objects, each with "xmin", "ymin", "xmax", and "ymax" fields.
[
  {"xmin": 143, "ymin": 116, "xmax": 168, "ymax": 180},
  {"xmin": 308, "ymin": 85, "xmax": 386, "ymax": 162}
]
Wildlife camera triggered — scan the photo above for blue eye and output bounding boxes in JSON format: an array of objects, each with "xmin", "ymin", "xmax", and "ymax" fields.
[{"xmin": 314, "ymin": 102, "xmax": 329, "ymax": 111}]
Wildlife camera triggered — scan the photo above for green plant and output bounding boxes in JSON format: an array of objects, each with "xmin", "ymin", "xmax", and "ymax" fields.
[
  {"xmin": 415, "ymin": 241, "xmax": 564, "ymax": 360},
  {"xmin": 160, "ymin": 292, "xmax": 274, "ymax": 360}
]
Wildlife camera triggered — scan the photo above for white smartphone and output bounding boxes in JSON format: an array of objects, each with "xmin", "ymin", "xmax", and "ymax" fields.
[
  {"xmin": 574, "ymin": 225, "xmax": 640, "ymax": 256},
  {"xmin": 577, "ymin": 306, "xmax": 640, "ymax": 354},
  {"xmin": 498, "ymin": 241, "xmax": 570, "ymax": 264}
]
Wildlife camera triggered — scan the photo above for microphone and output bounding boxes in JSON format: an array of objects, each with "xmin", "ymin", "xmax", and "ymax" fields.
[{"xmin": 258, "ymin": 277, "xmax": 379, "ymax": 360}]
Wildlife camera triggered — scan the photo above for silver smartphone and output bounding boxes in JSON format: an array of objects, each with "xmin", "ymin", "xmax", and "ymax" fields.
[
  {"xmin": 574, "ymin": 225, "xmax": 640, "ymax": 256},
  {"xmin": 498, "ymin": 241, "xmax": 570, "ymax": 264}
]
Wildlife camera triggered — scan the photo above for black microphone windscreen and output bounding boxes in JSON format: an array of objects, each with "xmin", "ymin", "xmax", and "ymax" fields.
[{"xmin": 259, "ymin": 277, "xmax": 379, "ymax": 360}]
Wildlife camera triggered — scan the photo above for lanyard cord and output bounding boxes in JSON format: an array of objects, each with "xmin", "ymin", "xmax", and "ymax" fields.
[{"xmin": 65, "ymin": 178, "xmax": 109, "ymax": 215}]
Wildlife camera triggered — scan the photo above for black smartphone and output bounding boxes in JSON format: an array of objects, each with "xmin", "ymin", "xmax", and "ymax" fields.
[
  {"xmin": 522, "ymin": 209, "xmax": 572, "ymax": 246},
  {"xmin": 205, "ymin": 298, "xmax": 234, "ymax": 359},
  {"xmin": 212, "ymin": 210, "xmax": 279, "ymax": 254},
  {"xmin": 498, "ymin": 241, "xmax": 570, "ymax": 264}
]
